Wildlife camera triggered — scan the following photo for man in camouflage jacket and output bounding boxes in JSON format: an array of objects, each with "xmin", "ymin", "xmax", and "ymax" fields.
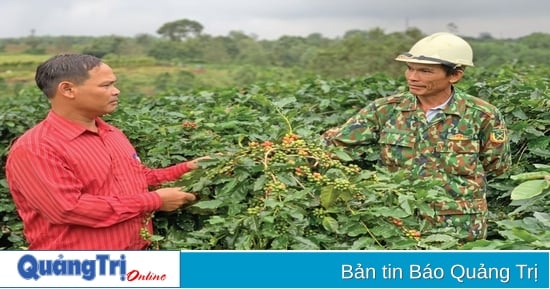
[{"xmin": 323, "ymin": 32, "xmax": 511, "ymax": 241}]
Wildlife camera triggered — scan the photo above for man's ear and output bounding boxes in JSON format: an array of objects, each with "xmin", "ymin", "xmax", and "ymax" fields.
[
  {"xmin": 450, "ymin": 70, "xmax": 464, "ymax": 84},
  {"xmin": 58, "ymin": 81, "xmax": 76, "ymax": 99}
]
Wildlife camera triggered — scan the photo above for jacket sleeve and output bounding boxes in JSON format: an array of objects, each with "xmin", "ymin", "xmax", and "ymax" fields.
[
  {"xmin": 321, "ymin": 101, "xmax": 380, "ymax": 158},
  {"xmin": 478, "ymin": 108, "xmax": 511, "ymax": 177}
]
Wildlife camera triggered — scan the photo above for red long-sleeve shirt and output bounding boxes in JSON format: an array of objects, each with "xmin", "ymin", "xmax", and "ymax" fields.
[{"xmin": 5, "ymin": 111, "xmax": 191, "ymax": 250}]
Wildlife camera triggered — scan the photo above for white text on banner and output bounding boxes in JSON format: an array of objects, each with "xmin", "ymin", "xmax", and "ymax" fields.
[{"xmin": 179, "ymin": 250, "xmax": 550, "ymax": 288}]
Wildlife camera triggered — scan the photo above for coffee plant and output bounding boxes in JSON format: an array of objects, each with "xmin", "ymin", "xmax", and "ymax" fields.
[
  {"xmin": 158, "ymin": 131, "xmax": 459, "ymax": 250},
  {"xmin": 1, "ymin": 64, "xmax": 549, "ymax": 250}
]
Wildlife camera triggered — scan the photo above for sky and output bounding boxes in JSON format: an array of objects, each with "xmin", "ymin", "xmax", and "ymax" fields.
[{"xmin": 1, "ymin": 0, "xmax": 549, "ymax": 40}]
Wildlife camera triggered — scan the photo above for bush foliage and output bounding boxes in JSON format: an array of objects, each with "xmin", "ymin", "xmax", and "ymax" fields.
[{"xmin": 1, "ymin": 64, "xmax": 549, "ymax": 250}]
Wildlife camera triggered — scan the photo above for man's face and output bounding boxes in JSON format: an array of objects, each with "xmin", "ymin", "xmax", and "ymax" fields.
[
  {"xmin": 72, "ymin": 63, "xmax": 120, "ymax": 117},
  {"xmin": 404, "ymin": 63, "xmax": 461, "ymax": 99}
]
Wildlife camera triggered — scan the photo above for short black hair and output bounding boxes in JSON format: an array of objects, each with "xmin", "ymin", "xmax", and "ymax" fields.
[
  {"xmin": 35, "ymin": 54, "xmax": 103, "ymax": 98},
  {"xmin": 441, "ymin": 64, "xmax": 464, "ymax": 76}
]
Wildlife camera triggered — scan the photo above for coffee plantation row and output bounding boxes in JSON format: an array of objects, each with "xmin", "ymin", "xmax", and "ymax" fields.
[{"xmin": 1, "ymin": 64, "xmax": 549, "ymax": 250}]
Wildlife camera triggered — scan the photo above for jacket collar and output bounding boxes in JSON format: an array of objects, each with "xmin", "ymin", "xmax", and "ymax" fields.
[{"xmin": 398, "ymin": 87, "xmax": 465, "ymax": 117}]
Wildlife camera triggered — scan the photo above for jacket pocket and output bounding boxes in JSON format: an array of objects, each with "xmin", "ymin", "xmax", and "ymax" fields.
[
  {"xmin": 435, "ymin": 135, "xmax": 479, "ymax": 176},
  {"xmin": 378, "ymin": 131, "xmax": 416, "ymax": 169}
]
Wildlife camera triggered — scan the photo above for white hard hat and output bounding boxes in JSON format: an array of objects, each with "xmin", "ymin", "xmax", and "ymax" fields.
[{"xmin": 395, "ymin": 32, "xmax": 474, "ymax": 68}]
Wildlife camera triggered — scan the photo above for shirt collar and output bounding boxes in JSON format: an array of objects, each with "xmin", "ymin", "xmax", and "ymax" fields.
[
  {"xmin": 45, "ymin": 111, "xmax": 113, "ymax": 140},
  {"xmin": 428, "ymin": 92, "xmax": 453, "ymax": 112}
]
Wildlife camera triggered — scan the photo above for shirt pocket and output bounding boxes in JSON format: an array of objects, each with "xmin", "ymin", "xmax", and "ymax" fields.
[
  {"xmin": 435, "ymin": 135, "xmax": 480, "ymax": 176},
  {"xmin": 378, "ymin": 131, "xmax": 416, "ymax": 169},
  {"xmin": 111, "ymin": 155, "xmax": 149, "ymax": 195}
]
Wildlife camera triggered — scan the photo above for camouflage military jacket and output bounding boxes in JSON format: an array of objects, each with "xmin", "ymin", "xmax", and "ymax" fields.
[{"xmin": 323, "ymin": 88, "xmax": 511, "ymax": 215}]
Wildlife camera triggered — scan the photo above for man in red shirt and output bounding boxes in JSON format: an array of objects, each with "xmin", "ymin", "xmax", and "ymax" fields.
[{"xmin": 6, "ymin": 54, "xmax": 205, "ymax": 250}]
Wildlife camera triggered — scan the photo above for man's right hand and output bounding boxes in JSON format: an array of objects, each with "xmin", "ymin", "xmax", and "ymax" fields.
[{"xmin": 155, "ymin": 187, "xmax": 197, "ymax": 212}]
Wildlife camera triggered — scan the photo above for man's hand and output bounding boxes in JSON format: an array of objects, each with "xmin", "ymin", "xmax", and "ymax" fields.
[
  {"xmin": 155, "ymin": 187, "xmax": 196, "ymax": 212},
  {"xmin": 186, "ymin": 155, "xmax": 212, "ymax": 170}
]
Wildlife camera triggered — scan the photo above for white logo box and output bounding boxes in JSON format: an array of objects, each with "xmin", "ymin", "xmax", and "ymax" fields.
[{"xmin": 0, "ymin": 250, "xmax": 180, "ymax": 288}]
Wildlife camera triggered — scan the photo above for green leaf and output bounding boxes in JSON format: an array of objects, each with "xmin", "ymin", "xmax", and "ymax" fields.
[
  {"xmin": 418, "ymin": 234, "xmax": 458, "ymax": 250},
  {"xmin": 273, "ymin": 97, "xmax": 296, "ymax": 109},
  {"xmin": 234, "ymin": 235, "xmax": 253, "ymax": 250},
  {"xmin": 264, "ymin": 198, "xmax": 279, "ymax": 208},
  {"xmin": 398, "ymin": 194, "xmax": 414, "ymax": 215},
  {"xmin": 511, "ymin": 109, "xmax": 528, "ymax": 120},
  {"xmin": 511, "ymin": 227, "xmax": 538, "ymax": 242},
  {"xmin": 320, "ymin": 186, "xmax": 337, "ymax": 209},
  {"xmin": 332, "ymin": 149, "xmax": 353, "ymax": 161},
  {"xmin": 206, "ymin": 216, "xmax": 225, "ymax": 225},
  {"xmin": 345, "ymin": 223, "xmax": 368, "ymax": 237},
  {"xmin": 415, "ymin": 202, "xmax": 435, "ymax": 217},
  {"xmin": 530, "ymin": 148, "xmax": 550, "ymax": 158},
  {"xmin": 250, "ymin": 93, "xmax": 270, "ymax": 106},
  {"xmin": 350, "ymin": 237, "xmax": 376, "ymax": 249},
  {"xmin": 291, "ymin": 236, "xmax": 320, "ymax": 250},
  {"xmin": 524, "ymin": 126, "xmax": 545, "ymax": 137},
  {"xmin": 253, "ymin": 175, "xmax": 267, "ymax": 191},
  {"xmin": 533, "ymin": 212, "xmax": 550, "ymax": 227},
  {"xmin": 510, "ymin": 171, "xmax": 550, "ymax": 181},
  {"xmin": 277, "ymin": 173, "xmax": 296, "ymax": 187},
  {"xmin": 150, "ymin": 235, "xmax": 165, "ymax": 242},
  {"xmin": 261, "ymin": 215, "xmax": 275, "ymax": 223},
  {"xmin": 339, "ymin": 191, "xmax": 353, "ymax": 202},
  {"xmin": 421, "ymin": 234, "xmax": 456, "ymax": 243},
  {"xmin": 192, "ymin": 200, "xmax": 223, "ymax": 209},
  {"xmin": 531, "ymin": 240, "xmax": 550, "ymax": 249},
  {"xmin": 321, "ymin": 83, "xmax": 331, "ymax": 93},
  {"xmin": 288, "ymin": 209, "xmax": 306, "ymax": 221},
  {"xmin": 0, "ymin": 179, "xmax": 7, "ymax": 188},
  {"xmin": 533, "ymin": 164, "xmax": 550, "ymax": 172},
  {"xmin": 322, "ymin": 216, "xmax": 339, "ymax": 233},
  {"xmin": 218, "ymin": 179, "xmax": 239, "ymax": 196},
  {"xmin": 370, "ymin": 207, "xmax": 408, "ymax": 218},
  {"xmin": 510, "ymin": 180, "xmax": 549, "ymax": 200}
]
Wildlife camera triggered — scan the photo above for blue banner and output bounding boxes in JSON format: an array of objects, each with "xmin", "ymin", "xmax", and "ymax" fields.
[
  {"xmin": 179, "ymin": 251, "xmax": 549, "ymax": 288},
  {"xmin": 1, "ymin": 250, "xmax": 549, "ymax": 288}
]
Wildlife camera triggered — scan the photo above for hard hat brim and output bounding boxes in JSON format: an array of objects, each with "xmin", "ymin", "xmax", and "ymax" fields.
[
  {"xmin": 395, "ymin": 52, "xmax": 473, "ymax": 67},
  {"xmin": 395, "ymin": 56, "xmax": 442, "ymax": 65}
]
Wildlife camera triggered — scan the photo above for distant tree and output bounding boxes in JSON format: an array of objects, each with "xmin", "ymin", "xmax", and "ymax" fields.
[
  {"xmin": 518, "ymin": 32, "xmax": 550, "ymax": 49},
  {"xmin": 82, "ymin": 36, "xmax": 126, "ymax": 58},
  {"xmin": 196, "ymin": 35, "xmax": 232, "ymax": 64},
  {"xmin": 478, "ymin": 32, "xmax": 494, "ymax": 40},
  {"xmin": 154, "ymin": 70, "xmax": 196, "ymax": 92},
  {"xmin": 403, "ymin": 27, "xmax": 424, "ymax": 40},
  {"xmin": 228, "ymin": 31, "xmax": 255, "ymax": 41},
  {"xmin": 232, "ymin": 64, "xmax": 258, "ymax": 85},
  {"xmin": 51, "ymin": 36, "xmax": 74, "ymax": 53},
  {"xmin": 343, "ymin": 29, "xmax": 367, "ymax": 39},
  {"xmin": 221, "ymin": 35, "xmax": 240, "ymax": 58},
  {"xmin": 23, "ymin": 34, "xmax": 45, "ymax": 54},
  {"xmin": 447, "ymin": 22, "xmax": 459, "ymax": 34},
  {"xmin": 268, "ymin": 35, "xmax": 309, "ymax": 67},
  {"xmin": 135, "ymin": 33, "xmax": 156, "ymax": 47},
  {"xmin": 366, "ymin": 27, "xmax": 386, "ymax": 40},
  {"xmin": 308, "ymin": 28, "xmax": 414, "ymax": 78},
  {"xmin": 303, "ymin": 33, "xmax": 331, "ymax": 49},
  {"xmin": 219, "ymin": 31, "xmax": 269, "ymax": 65},
  {"xmin": 156, "ymin": 19, "xmax": 204, "ymax": 41},
  {"xmin": 148, "ymin": 37, "xmax": 204, "ymax": 64},
  {"xmin": 147, "ymin": 41, "xmax": 188, "ymax": 61}
]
